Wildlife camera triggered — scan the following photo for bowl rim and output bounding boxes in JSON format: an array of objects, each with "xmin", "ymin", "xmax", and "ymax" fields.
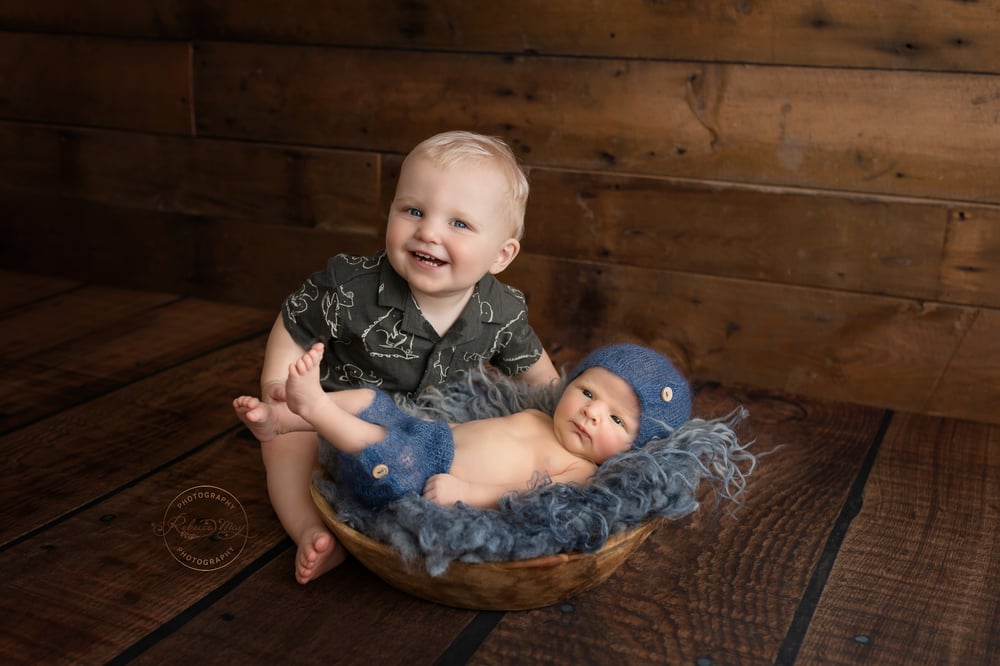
[{"xmin": 311, "ymin": 481, "xmax": 661, "ymax": 610}]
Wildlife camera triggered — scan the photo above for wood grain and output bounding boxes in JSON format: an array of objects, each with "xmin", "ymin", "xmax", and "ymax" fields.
[
  {"xmin": 0, "ymin": 194, "xmax": 206, "ymax": 295},
  {"xmin": 128, "ymin": 552, "xmax": 477, "ymax": 666},
  {"xmin": 525, "ymin": 169, "xmax": 954, "ymax": 303},
  {"xmin": 0, "ymin": 270, "xmax": 78, "ymax": 310},
  {"xmin": 505, "ymin": 255, "xmax": 983, "ymax": 420},
  {"xmin": 0, "ymin": 297, "xmax": 272, "ymax": 433},
  {"xmin": 2, "ymin": 1, "xmax": 996, "ymax": 73},
  {"xmin": 472, "ymin": 384, "xmax": 885, "ymax": 664},
  {"xmin": 0, "ymin": 194, "xmax": 382, "ymax": 308},
  {"xmin": 0, "ymin": 32, "xmax": 192, "ymax": 134},
  {"xmin": 0, "ymin": 122, "xmax": 382, "ymax": 230},
  {"xmin": 929, "ymin": 307, "xmax": 1000, "ymax": 423},
  {"xmin": 4, "ymin": 191, "xmax": 996, "ymax": 423},
  {"xmin": 940, "ymin": 206, "xmax": 1000, "ymax": 308},
  {"xmin": 0, "ymin": 284, "xmax": 178, "ymax": 361},
  {"xmin": 798, "ymin": 414, "xmax": 1000, "ymax": 664},
  {"xmin": 195, "ymin": 43, "xmax": 1000, "ymax": 203},
  {"xmin": 0, "ymin": 337, "xmax": 267, "ymax": 544},
  {"xmin": 0, "ymin": 272, "xmax": 994, "ymax": 664},
  {"xmin": 8, "ymin": 124, "xmax": 998, "ymax": 309},
  {"xmin": 0, "ymin": 432, "xmax": 287, "ymax": 665},
  {"xmin": 3, "ymin": 2, "xmax": 999, "ymax": 429}
]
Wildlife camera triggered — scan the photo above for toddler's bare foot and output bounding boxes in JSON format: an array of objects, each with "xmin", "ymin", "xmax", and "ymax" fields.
[
  {"xmin": 295, "ymin": 528, "xmax": 346, "ymax": 584},
  {"xmin": 234, "ymin": 393, "xmax": 316, "ymax": 442},
  {"xmin": 286, "ymin": 342, "xmax": 328, "ymax": 418},
  {"xmin": 233, "ymin": 395, "xmax": 281, "ymax": 443}
]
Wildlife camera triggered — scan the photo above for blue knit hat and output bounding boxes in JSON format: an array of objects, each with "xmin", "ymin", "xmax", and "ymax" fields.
[{"xmin": 570, "ymin": 343, "xmax": 691, "ymax": 447}]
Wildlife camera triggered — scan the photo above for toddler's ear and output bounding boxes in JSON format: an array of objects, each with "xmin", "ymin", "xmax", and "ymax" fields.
[{"xmin": 489, "ymin": 238, "xmax": 521, "ymax": 275}]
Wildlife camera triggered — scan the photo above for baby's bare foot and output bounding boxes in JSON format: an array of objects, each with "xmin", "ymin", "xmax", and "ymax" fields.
[
  {"xmin": 295, "ymin": 528, "xmax": 346, "ymax": 584},
  {"xmin": 286, "ymin": 343, "xmax": 327, "ymax": 417},
  {"xmin": 233, "ymin": 395, "xmax": 280, "ymax": 442}
]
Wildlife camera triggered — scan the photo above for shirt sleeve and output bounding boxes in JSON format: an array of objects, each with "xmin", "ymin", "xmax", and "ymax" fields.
[
  {"xmin": 281, "ymin": 255, "xmax": 353, "ymax": 349},
  {"xmin": 489, "ymin": 285, "xmax": 545, "ymax": 376}
]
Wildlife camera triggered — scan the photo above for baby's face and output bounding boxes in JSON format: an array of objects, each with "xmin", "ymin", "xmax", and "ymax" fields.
[{"xmin": 553, "ymin": 367, "xmax": 641, "ymax": 464}]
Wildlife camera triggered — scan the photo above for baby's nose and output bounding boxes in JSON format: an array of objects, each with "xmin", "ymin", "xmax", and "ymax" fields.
[{"xmin": 583, "ymin": 401, "xmax": 608, "ymax": 421}]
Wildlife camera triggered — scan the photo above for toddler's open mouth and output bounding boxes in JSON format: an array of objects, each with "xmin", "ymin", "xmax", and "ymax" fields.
[{"xmin": 412, "ymin": 251, "xmax": 447, "ymax": 267}]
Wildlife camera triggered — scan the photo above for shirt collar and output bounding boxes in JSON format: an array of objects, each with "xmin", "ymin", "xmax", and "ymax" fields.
[
  {"xmin": 377, "ymin": 257, "xmax": 511, "ymax": 342},
  {"xmin": 376, "ymin": 253, "xmax": 411, "ymax": 311}
]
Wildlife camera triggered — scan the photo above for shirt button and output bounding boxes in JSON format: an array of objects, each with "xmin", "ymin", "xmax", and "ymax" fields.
[{"xmin": 372, "ymin": 464, "xmax": 389, "ymax": 479}]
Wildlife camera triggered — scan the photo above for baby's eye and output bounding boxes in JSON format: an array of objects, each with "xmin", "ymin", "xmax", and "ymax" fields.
[
  {"xmin": 611, "ymin": 414, "xmax": 625, "ymax": 428},
  {"xmin": 451, "ymin": 219, "xmax": 469, "ymax": 230},
  {"xmin": 407, "ymin": 207, "xmax": 423, "ymax": 217},
  {"xmin": 581, "ymin": 388, "xmax": 593, "ymax": 399}
]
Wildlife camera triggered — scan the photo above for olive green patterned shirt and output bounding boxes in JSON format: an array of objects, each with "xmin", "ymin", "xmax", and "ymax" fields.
[{"xmin": 281, "ymin": 251, "xmax": 544, "ymax": 396}]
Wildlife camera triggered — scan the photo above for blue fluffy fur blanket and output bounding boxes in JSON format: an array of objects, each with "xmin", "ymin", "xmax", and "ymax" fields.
[{"xmin": 315, "ymin": 368, "xmax": 755, "ymax": 576}]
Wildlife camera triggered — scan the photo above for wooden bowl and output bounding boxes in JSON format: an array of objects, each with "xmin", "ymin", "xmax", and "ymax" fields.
[{"xmin": 311, "ymin": 483, "xmax": 660, "ymax": 610}]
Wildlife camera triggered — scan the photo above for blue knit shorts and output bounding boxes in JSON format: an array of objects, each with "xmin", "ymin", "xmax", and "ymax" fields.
[{"xmin": 333, "ymin": 389, "xmax": 454, "ymax": 507}]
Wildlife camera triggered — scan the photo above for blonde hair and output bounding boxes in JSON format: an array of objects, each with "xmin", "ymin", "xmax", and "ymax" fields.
[{"xmin": 404, "ymin": 130, "xmax": 529, "ymax": 240}]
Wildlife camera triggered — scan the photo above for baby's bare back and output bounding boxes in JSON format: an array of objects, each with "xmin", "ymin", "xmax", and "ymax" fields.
[{"xmin": 448, "ymin": 409, "xmax": 594, "ymax": 490}]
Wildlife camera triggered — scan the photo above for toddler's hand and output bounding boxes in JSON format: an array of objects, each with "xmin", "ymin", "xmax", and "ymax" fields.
[{"xmin": 423, "ymin": 473, "xmax": 469, "ymax": 506}]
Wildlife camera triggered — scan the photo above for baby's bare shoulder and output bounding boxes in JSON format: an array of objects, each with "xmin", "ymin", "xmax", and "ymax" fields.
[{"xmin": 510, "ymin": 408, "xmax": 553, "ymax": 426}]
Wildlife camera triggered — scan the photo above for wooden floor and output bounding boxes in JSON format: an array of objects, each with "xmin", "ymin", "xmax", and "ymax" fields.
[{"xmin": 1, "ymin": 269, "xmax": 997, "ymax": 665}]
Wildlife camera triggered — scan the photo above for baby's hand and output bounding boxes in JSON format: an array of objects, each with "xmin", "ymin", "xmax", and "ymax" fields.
[{"xmin": 423, "ymin": 473, "xmax": 469, "ymax": 506}]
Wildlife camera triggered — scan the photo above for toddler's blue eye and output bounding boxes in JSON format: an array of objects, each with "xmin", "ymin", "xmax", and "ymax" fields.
[
  {"xmin": 451, "ymin": 219, "xmax": 468, "ymax": 229},
  {"xmin": 408, "ymin": 208, "xmax": 422, "ymax": 217}
]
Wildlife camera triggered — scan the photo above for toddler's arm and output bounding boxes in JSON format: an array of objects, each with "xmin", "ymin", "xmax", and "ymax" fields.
[
  {"xmin": 516, "ymin": 349, "xmax": 560, "ymax": 386},
  {"xmin": 260, "ymin": 315, "xmax": 310, "ymax": 401},
  {"xmin": 281, "ymin": 343, "xmax": 386, "ymax": 456}
]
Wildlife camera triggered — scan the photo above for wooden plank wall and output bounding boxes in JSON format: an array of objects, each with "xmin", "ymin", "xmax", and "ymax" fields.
[{"xmin": 1, "ymin": 1, "xmax": 998, "ymax": 424}]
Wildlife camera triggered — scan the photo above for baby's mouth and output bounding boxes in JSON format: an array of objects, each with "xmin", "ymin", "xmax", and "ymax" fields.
[{"xmin": 412, "ymin": 251, "xmax": 447, "ymax": 267}]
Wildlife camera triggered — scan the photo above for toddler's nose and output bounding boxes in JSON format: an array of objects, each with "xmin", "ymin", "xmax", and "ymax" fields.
[{"xmin": 414, "ymin": 218, "xmax": 442, "ymax": 243}]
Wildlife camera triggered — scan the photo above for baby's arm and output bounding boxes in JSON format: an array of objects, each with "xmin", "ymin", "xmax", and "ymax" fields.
[
  {"xmin": 423, "ymin": 474, "xmax": 521, "ymax": 509},
  {"xmin": 424, "ymin": 459, "xmax": 595, "ymax": 508}
]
